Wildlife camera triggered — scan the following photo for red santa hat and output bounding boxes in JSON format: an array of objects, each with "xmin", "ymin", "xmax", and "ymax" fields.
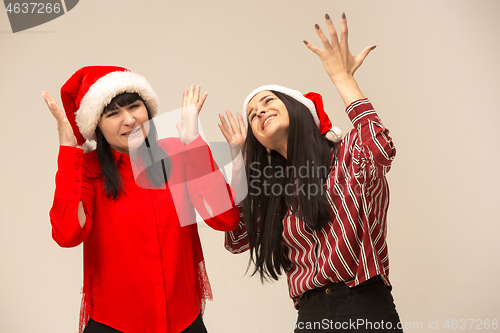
[
  {"xmin": 60, "ymin": 66, "xmax": 159, "ymax": 151},
  {"xmin": 242, "ymin": 84, "xmax": 342, "ymax": 143}
]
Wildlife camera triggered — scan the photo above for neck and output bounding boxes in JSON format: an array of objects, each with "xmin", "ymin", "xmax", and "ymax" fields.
[
  {"xmin": 275, "ymin": 143, "xmax": 287, "ymax": 159},
  {"xmin": 110, "ymin": 146, "xmax": 129, "ymax": 155}
]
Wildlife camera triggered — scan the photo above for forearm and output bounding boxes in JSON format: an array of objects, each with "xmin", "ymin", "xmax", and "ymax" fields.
[
  {"xmin": 346, "ymin": 99, "xmax": 396, "ymax": 172},
  {"xmin": 330, "ymin": 74, "xmax": 366, "ymax": 107},
  {"xmin": 224, "ymin": 212, "xmax": 250, "ymax": 254},
  {"xmin": 50, "ymin": 146, "xmax": 92, "ymax": 247},
  {"xmin": 182, "ymin": 136, "xmax": 240, "ymax": 230}
]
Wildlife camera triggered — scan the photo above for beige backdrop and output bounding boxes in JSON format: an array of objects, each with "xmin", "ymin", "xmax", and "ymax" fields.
[{"xmin": 1, "ymin": 0, "xmax": 499, "ymax": 332}]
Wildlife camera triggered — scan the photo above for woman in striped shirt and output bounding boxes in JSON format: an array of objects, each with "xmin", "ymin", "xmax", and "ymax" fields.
[{"xmin": 219, "ymin": 13, "xmax": 403, "ymax": 333}]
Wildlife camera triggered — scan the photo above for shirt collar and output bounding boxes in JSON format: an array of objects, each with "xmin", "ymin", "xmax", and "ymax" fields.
[{"xmin": 109, "ymin": 147, "xmax": 129, "ymax": 164}]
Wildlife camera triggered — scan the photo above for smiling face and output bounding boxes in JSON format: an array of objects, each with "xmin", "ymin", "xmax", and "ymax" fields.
[
  {"xmin": 246, "ymin": 91, "xmax": 289, "ymax": 157},
  {"xmin": 97, "ymin": 100, "xmax": 149, "ymax": 154}
]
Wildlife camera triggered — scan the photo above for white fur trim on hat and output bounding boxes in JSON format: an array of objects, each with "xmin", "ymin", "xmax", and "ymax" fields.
[
  {"xmin": 325, "ymin": 126, "xmax": 343, "ymax": 143},
  {"xmin": 242, "ymin": 85, "xmax": 319, "ymax": 129},
  {"xmin": 76, "ymin": 71, "xmax": 159, "ymax": 142}
]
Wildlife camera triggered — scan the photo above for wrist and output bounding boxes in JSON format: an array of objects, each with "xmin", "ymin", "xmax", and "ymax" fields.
[
  {"xmin": 329, "ymin": 73, "xmax": 356, "ymax": 86},
  {"xmin": 329, "ymin": 75, "xmax": 366, "ymax": 107}
]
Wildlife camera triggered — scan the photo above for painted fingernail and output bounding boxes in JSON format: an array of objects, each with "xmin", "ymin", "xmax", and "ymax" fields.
[
  {"xmin": 315, "ymin": 24, "xmax": 320, "ymax": 29},
  {"xmin": 325, "ymin": 13, "xmax": 330, "ymax": 20},
  {"xmin": 371, "ymin": 45, "xmax": 377, "ymax": 50},
  {"xmin": 342, "ymin": 13, "xmax": 346, "ymax": 19},
  {"xmin": 303, "ymin": 40, "xmax": 308, "ymax": 45}
]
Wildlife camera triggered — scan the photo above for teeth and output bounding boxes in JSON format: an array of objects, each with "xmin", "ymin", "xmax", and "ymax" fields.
[
  {"xmin": 264, "ymin": 116, "xmax": 276, "ymax": 127},
  {"xmin": 123, "ymin": 128, "xmax": 140, "ymax": 136}
]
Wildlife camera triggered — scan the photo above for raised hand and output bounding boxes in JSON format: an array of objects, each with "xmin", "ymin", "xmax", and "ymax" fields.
[
  {"xmin": 177, "ymin": 84, "xmax": 208, "ymax": 145},
  {"xmin": 303, "ymin": 13, "xmax": 374, "ymax": 106},
  {"xmin": 303, "ymin": 13, "xmax": 375, "ymax": 82},
  {"xmin": 42, "ymin": 91, "xmax": 77, "ymax": 147},
  {"xmin": 218, "ymin": 110, "xmax": 248, "ymax": 204},
  {"xmin": 218, "ymin": 110, "xmax": 247, "ymax": 153}
]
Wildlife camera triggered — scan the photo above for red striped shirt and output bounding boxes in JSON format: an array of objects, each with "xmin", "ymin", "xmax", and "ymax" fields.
[{"xmin": 224, "ymin": 99, "xmax": 396, "ymax": 308}]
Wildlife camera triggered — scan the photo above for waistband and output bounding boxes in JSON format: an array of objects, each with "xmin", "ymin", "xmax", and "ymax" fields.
[{"xmin": 307, "ymin": 275, "xmax": 388, "ymax": 295}]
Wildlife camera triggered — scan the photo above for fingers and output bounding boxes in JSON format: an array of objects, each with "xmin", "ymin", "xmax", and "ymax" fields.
[
  {"xmin": 187, "ymin": 84, "xmax": 195, "ymax": 104},
  {"xmin": 218, "ymin": 114, "xmax": 233, "ymax": 143},
  {"xmin": 225, "ymin": 110, "xmax": 241, "ymax": 134},
  {"xmin": 338, "ymin": 13, "xmax": 348, "ymax": 52},
  {"xmin": 219, "ymin": 112, "xmax": 232, "ymax": 133},
  {"xmin": 182, "ymin": 88, "xmax": 188, "ymax": 108},
  {"xmin": 303, "ymin": 39, "xmax": 323, "ymax": 57},
  {"xmin": 324, "ymin": 14, "xmax": 340, "ymax": 51},
  {"xmin": 237, "ymin": 113, "xmax": 247, "ymax": 136},
  {"xmin": 193, "ymin": 84, "xmax": 200, "ymax": 102},
  {"xmin": 358, "ymin": 45, "xmax": 376, "ymax": 63},
  {"xmin": 182, "ymin": 84, "xmax": 196, "ymax": 108},
  {"xmin": 314, "ymin": 23, "xmax": 336, "ymax": 52},
  {"xmin": 196, "ymin": 92, "xmax": 209, "ymax": 114},
  {"xmin": 42, "ymin": 91, "xmax": 66, "ymax": 124},
  {"xmin": 218, "ymin": 124, "xmax": 232, "ymax": 143},
  {"xmin": 183, "ymin": 84, "xmax": 208, "ymax": 113}
]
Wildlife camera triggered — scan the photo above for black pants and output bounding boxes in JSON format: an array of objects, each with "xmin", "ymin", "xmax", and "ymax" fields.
[
  {"xmin": 83, "ymin": 312, "xmax": 207, "ymax": 333},
  {"xmin": 294, "ymin": 276, "xmax": 403, "ymax": 333}
]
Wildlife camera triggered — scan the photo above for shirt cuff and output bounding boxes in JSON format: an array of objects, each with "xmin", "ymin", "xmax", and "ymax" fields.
[
  {"xmin": 54, "ymin": 145, "xmax": 84, "ymax": 202},
  {"xmin": 346, "ymin": 98, "xmax": 378, "ymax": 128}
]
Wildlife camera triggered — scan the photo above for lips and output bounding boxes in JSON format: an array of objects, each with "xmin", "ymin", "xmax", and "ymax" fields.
[
  {"xmin": 122, "ymin": 126, "xmax": 141, "ymax": 136},
  {"xmin": 261, "ymin": 114, "xmax": 277, "ymax": 130}
]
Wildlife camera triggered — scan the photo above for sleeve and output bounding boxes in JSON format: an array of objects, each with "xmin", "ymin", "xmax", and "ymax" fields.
[
  {"xmin": 345, "ymin": 99, "xmax": 396, "ymax": 182},
  {"xmin": 49, "ymin": 146, "xmax": 94, "ymax": 247},
  {"xmin": 181, "ymin": 135, "xmax": 240, "ymax": 232},
  {"xmin": 224, "ymin": 202, "xmax": 250, "ymax": 254}
]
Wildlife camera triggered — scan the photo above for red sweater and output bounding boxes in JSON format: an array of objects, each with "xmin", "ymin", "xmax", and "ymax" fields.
[{"xmin": 50, "ymin": 136, "xmax": 239, "ymax": 332}]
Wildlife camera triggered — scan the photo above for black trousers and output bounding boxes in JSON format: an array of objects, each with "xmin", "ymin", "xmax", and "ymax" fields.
[
  {"xmin": 83, "ymin": 312, "xmax": 207, "ymax": 333},
  {"xmin": 294, "ymin": 276, "xmax": 404, "ymax": 333}
]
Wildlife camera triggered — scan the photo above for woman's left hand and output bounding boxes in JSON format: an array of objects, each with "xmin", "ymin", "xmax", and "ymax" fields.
[
  {"xmin": 303, "ymin": 13, "xmax": 375, "ymax": 84},
  {"xmin": 177, "ymin": 84, "xmax": 208, "ymax": 145}
]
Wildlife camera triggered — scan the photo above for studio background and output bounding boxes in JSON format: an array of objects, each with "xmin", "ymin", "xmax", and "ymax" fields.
[{"xmin": 1, "ymin": 0, "xmax": 499, "ymax": 332}]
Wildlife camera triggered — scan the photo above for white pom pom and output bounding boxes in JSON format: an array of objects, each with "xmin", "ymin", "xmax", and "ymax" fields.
[
  {"xmin": 325, "ymin": 126, "xmax": 342, "ymax": 143},
  {"xmin": 82, "ymin": 140, "xmax": 96, "ymax": 153}
]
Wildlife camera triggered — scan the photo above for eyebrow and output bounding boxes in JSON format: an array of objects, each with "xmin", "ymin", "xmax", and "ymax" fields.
[{"xmin": 247, "ymin": 95, "xmax": 271, "ymax": 116}]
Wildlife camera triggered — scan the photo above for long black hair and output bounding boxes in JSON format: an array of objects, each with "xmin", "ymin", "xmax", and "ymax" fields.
[
  {"xmin": 95, "ymin": 92, "xmax": 171, "ymax": 199},
  {"xmin": 242, "ymin": 91, "xmax": 337, "ymax": 281}
]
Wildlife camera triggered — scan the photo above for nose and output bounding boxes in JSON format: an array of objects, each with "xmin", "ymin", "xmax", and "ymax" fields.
[
  {"xmin": 256, "ymin": 107, "xmax": 267, "ymax": 119},
  {"xmin": 122, "ymin": 111, "xmax": 136, "ymax": 126}
]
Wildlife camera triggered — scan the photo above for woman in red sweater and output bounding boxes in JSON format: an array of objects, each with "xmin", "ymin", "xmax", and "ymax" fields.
[{"xmin": 43, "ymin": 66, "xmax": 239, "ymax": 333}]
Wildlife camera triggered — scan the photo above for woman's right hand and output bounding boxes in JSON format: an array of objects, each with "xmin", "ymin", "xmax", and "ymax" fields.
[
  {"xmin": 219, "ymin": 110, "xmax": 248, "ymax": 205},
  {"xmin": 218, "ymin": 110, "xmax": 247, "ymax": 153},
  {"xmin": 42, "ymin": 91, "xmax": 77, "ymax": 147}
]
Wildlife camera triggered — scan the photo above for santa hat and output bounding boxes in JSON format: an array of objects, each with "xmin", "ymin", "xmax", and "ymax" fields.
[
  {"xmin": 60, "ymin": 66, "xmax": 159, "ymax": 151},
  {"xmin": 242, "ymin": 85, "xmax": 342, "ymax": 143}
]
